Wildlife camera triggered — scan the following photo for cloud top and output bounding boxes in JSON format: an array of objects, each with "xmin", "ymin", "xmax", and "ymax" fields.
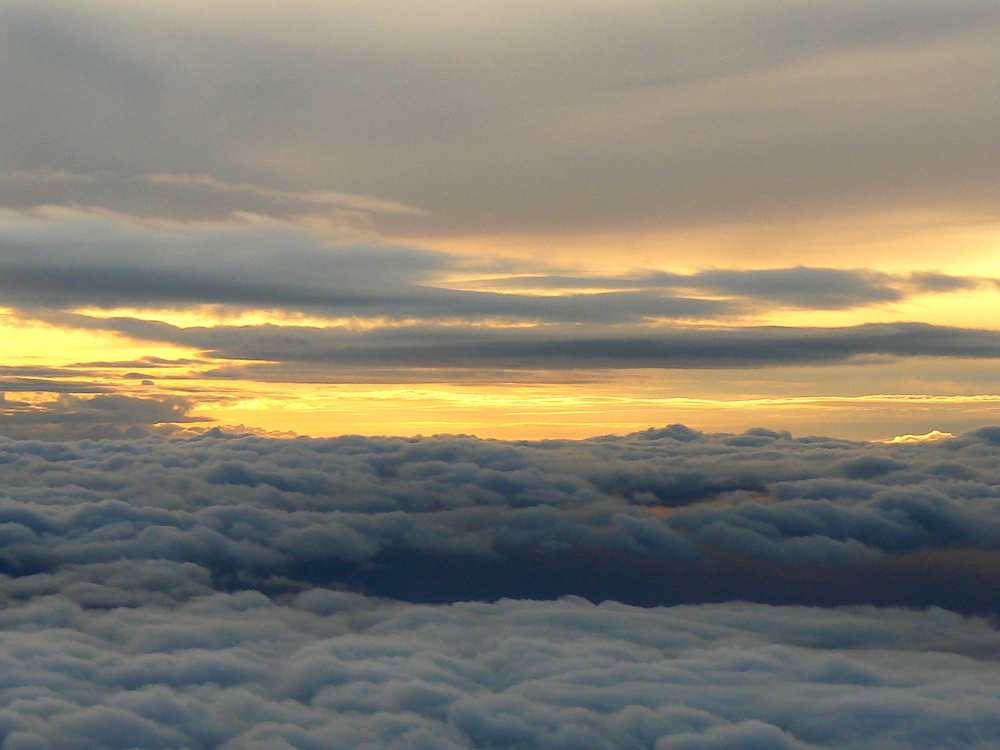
[{"xmin": 0, "ymin": 426, "xmax": 999, "ymax": 611}]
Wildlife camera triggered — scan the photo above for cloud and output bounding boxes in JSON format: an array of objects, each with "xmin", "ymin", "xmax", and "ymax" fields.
[
  {"xmin": 2, "ymin": 2, "xmax": 1000, "ymax": 737},
  {"xmin": 0, "ymin": 377, "xmax": 111, "ymax": 393},
  {"xmin": 885, "ymin": 429, "xmax": 954, "ymax": 444},
  {"xmin": 667, "ymin": 268, "xmax": 899, "ymax": 310},
  {"xmin": 0, "ymin": 170, "xmax": 425, "ymax": 226},
  {"xmin": 0, "ymin": 426, "xmax": 997, "ymax": 611},
  {"xmin": 1, "ymin": 214, "xmax": 991, "ymax": 358},
  {"xmin": 0, "ymin": 592, "xmax": 996, "ymax": 748},
  {"xmin": 468, "ymin": 266, "xmax": 987, "ymax": 310},
  {"xmin": 65, "ymin": 316, "xmax": 1000, "ymax": 372},
  {"xmin": 0, "ymin": 210, "xmax": 735, "ymax": 322},
  {"xmin": 0, "ymin": 426, "xmax": 996, "ymax": 745},
  {"xmin": 0, "ymin": 394, "xmax": 203, "ymax": 440},
  {"xmin": 0, "ymin": 209, "xmax": 452, "ymax": 304}
]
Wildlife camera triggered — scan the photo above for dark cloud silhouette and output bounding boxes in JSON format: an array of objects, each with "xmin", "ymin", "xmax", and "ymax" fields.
[
  {"xmin": 66, "ymin": 316, "xmax": 1000, "ymax": 372},
  {"xmin": 660, "ymin": 267, "xmax": 946, "ymax": 310},
  {"xmin": 0, "ymin": 377, "xmax": 111, "ymax": 393},
  {"xmin": 0, "ymin": 365, "xmax": 102, "ymax": 377},
  {"xmin": 909, "ymin": 271, "xmax": 981, "ymax": 293},
  {"xmin": 0, "ymin": 394, "xmax": 203, "ymax": 440},
  {"xmin": 0, "ymin": 211, "xmax": 733, "ymax": 322}
]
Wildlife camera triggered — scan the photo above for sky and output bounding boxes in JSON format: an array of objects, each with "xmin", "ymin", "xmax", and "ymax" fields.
[
  {"xmin": 2, "ymin": 6, "xmax": 1000, "ymax": 745},
  {"xmin": 2, "ymin": 0, "xmax": 1000, "ymax": 440}
]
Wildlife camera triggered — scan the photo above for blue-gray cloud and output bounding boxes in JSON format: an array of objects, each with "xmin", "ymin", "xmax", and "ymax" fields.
[
  {"xmin": 0, "ymin": 394, "xmax": 202, "ymax": 441},
  {"xmin": 0, "ymin": 426, "xmax": 999, "ymax": 611},
  {"xmin": 468, "ymin": 266, "xmax": 985, "ymax": 310},
  {"xmin": 0, "ymin": 211, "xmax": 731, "ymax": 322},
  {"xmin": 0, "ymin": 594, "xmax": 995, "ymax": 749}
]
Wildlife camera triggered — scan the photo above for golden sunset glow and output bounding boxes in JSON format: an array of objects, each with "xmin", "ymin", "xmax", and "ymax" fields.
[{"xmin": 0, "ymin": 0, "xmax": 998, "ymax": 443}]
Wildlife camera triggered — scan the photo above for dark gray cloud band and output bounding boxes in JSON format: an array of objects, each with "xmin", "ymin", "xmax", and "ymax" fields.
[
  {"xmin": 68, "ymin": 316, "xmax": 1000, "ymax": 371},
  {"xmin": 0, "ymin": 394, "xmax": 203, "ymax": 442},
  {"xmin": 0, "ymin": 211, "xmax": 734, "ymax": 322}
]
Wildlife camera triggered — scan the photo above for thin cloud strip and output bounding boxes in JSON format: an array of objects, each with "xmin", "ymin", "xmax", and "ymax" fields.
[
  {"xmin": 463, "ymin": 266, "xmax": 984, "ymax": 310},
  {"xmin": 0, "ymin": 170, "xmax": 426, "ymax": 223}
]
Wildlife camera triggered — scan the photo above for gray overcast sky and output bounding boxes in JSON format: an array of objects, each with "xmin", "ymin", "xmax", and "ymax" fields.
[{"xmin": 2, "ymin": 0, "xmax": 999, "ymax": 236}]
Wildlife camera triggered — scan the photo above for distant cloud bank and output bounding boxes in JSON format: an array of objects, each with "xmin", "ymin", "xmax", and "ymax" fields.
[{"xmin": 3, "ymin": 209, "xmax": 987, "ymax": 322}]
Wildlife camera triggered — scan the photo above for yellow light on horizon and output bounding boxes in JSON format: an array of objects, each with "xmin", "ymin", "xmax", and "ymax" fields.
[
  {"xmin": 188, "ymin": 377, "xmax": 1000, "ymax": 442},
  {"xmin": 402, "ymin": 209, "xmax": 1000, "ymax": 276},
  {"xmin": 0, "ymin": 310, "xmax": 200, "ymax": 366}
]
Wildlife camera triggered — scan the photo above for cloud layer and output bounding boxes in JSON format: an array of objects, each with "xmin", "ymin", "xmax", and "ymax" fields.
[
  {"xmin": 1, "ymin": 205, "xmax": 993, "ymax": 318},
  {"xmin": 11, "ymin": 209, "xmax": 981, "ymax": 321},
  {"xmin": 3, "ymin": 211, "xmax": 999, "ymax": 398},
  {"xmin": 2, "ymin": 0, "xmax": 999, "ymax": 439},
  {"xmin": 61, "ymin": 316, "xmax": 1000, "ymax": 373},
  {"xmin": 0, "ymin": 427, "xmax": 998, "ymax": 747}
]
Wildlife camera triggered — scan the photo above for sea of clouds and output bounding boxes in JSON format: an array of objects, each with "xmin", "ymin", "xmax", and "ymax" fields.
[{"xmin": 0, "ymin": 425, "xmax": 998, "ymax": 748}]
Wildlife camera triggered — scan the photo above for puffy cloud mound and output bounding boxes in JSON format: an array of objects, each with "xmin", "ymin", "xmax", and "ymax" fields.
[{"xmin": 1, "ymin": 426, "xmax": 1000, "ymax": 611}]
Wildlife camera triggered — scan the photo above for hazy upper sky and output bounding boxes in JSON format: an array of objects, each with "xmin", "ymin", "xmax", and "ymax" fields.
[{"xmin": 2, "ymin": 0, "xmax": 1000, "ymax": 439}]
